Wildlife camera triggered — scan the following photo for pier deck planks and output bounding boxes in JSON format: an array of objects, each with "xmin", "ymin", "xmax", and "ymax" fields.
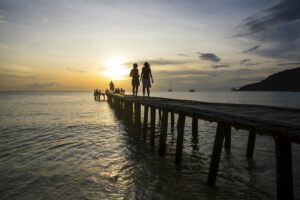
[{"xmin": 112, "ymin": 94, "xmax": 300, "ymax": 143}]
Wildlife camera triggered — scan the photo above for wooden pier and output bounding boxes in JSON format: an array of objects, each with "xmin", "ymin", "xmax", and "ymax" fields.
[{"xmin": 105, "ymin": 93, "xmax": 300, "ymax": 200}]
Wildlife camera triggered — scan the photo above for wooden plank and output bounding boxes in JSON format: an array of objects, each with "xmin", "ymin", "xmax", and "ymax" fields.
[
  {"xmin": 207, "ymin": 122, "xmax": 228, "ymax": 186},
  {"xmin": 159, "ymin": 110, "xmax": 168, "ymax": 156},
  {"xmin": 175, "ymin": 114, "xmax": 186, "ymax": 164},
  {"xmin": 150, "ymin": 107, "xmax": 156, "ymax": 147},
  {"xmin": 246, "ymin": 131, "xmax": 256, "ymax": 158},
  {"xmin": 274, "ymin": 136, "xmax": 294, "ymax": 200}
]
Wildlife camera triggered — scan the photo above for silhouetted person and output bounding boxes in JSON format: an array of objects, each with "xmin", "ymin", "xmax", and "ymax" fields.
[
  {"xmin": 130, "ymin": 63, "xmax": 140, "ymax": 96},
  {"xmin": 109, "ymin": 81, "xmax": 115, "ymax": 91},
  {"xmin": 141, "ymin": 62, "xmax": 153, "ymax": 97}
]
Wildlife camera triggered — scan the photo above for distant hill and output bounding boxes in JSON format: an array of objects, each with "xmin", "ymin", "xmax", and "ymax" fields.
[{"xmin": 237, "ymin": 67, "xmax": 300, "ymax": 91}]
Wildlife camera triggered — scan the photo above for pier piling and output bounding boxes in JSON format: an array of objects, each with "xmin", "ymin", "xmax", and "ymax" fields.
[
  {"xmin": 192, "ymin": 117, "xmax": 198, "ymax": 139},
  {"xmin": 207, "ymin": 122, "xmax": 230, "ymax": 186},
  {"xmin": 159, "ymin": 110, "xmax": 168, "ymax": 156},
  {"xmin": 171, "ymin": 112, "xmax": 175, "ymax": 129},
  {"xmin": 134, "ymin": 103, "xmax": 141, "ymax": 134},
  {"xmin": 176, "ymin": 114, "xmax": 186, "ymax": 164},
  {"xmin": 150, "ymin": 107, "xmax": 156, "ymax": 147},
  {"xmin": 143, "ymin": 106, "xmax": 149, "ymax": 140},
  {"xmin": 246, "ymin": 131, "xmax": 256, "ymax": 158},
  {"xmin": 274, "ymin": 136, "xmax": 294, "ymax": 200}
]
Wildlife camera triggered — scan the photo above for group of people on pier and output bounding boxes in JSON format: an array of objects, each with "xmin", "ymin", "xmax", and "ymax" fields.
[
  {"xmin": 130, "ymin": 62, "xmax": 153, "ymax": 97},
  {"xmin": 95, "ymin": 62, "xmax": 153, "ymax": 97},
  {"xmin": 109, "ymin": 81, "xmax": 125, "ymax": 94}
]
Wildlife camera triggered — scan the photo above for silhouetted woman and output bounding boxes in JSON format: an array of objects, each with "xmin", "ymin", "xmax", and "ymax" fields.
[
  {"xmin": 141, "ymin": 62, "xmax": 153, "ymax": 97},
  {"xmin": 129, "ymin": 63, "xmax": 139, "ymax": 96}
]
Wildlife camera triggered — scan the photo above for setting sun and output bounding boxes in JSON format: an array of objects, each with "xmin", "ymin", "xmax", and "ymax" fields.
[{"xmin": 104, "ymin": 57, "xmax": 128, "ymax": 80}]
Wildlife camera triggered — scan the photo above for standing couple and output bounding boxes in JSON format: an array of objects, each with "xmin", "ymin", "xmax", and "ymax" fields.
[{"xmin": 129, "ymin": 62, "xmax": 153, "ymax": 97}]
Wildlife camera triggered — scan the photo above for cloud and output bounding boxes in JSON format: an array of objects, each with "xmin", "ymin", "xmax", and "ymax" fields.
[
  {"xmin": 231, "ymin": 77, "xmax": 264, "ymax": 82},
  {"xmin": 28, "ymin": 82, "xmax": 61, "ymax": 88},
  {"xmin": 277, "ymin": 62, "xmax": 300, "ymax": 66},
  {"xmin": 196, "ymin": 52, "xmax": 221, "ymax": 62},
  {"xmin": 0, "ymin": 72, "xmax": 35, "ymax": 79},
  {"xmin": 66, "ymin": 67, "xmax": 86, "ymax": 73},
  {"xmin": 242, "ymin": 0, "xmax": 300, "ymax": 35},
  {"xmin": 0, "ymin": 14, "xmax": 7, "ymax": 24},
  {"xmin": 211, "ymin": 64, "xmax": 229, "ymax": 69},
  {"xmin": 240, "ymin": 59, "xmax": 260, "ymax": 66},
  {"xmin": 238, "ymin": 0, "xmax": 300, "ymax": 60},
  {"xmin": 125, "ymin": 58, "xmax": 193, "ymax": 66},
  {"xmin": 176, "ymin": 54, "xmax": 189, "ymax": 57},
  {"xmin": 242, "ymin": 45, "xmax": 260, "ymax": 53}
]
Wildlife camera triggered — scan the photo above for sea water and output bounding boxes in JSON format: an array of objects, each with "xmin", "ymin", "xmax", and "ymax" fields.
[{"xmin": 0, "ymin": 91, "xmax": 299, "ymax": 200}]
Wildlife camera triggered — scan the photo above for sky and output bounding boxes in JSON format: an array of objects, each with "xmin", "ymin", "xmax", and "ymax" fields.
[{"xmin": 0, "ymin": 0, "xmax": 300, "ymax": 91}]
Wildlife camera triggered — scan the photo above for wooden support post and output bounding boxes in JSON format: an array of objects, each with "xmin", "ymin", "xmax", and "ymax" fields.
[
  {"xmin": 150, "ymin": 107, "xmax": 156, "ymax": 147},
  {"xmin": 134, "ymin": 103, "xmax": 141, "ymax": 133},
  {"xmin": 159, "ymin": 109, "xmax": 162, "ymax": 121},
  {"xmin": 274, "ymin": 136, "xmax": 293, "ymax": 200},
  {"xmin": 192, "ymin": 117, "xmax": 198, "ymax": 139},
  {"xmin": 143, "ymin": 105, "xmax": 149, "ymax": 140},
  {"xmin": 246, "ymin": 131, "xmax": 256, "ymax": 158},
  {"xmin": 171, "ymin": 112, "xmax": 175, "ymax": 129},
  {"xmin": 128, "ymin": 102, "xmax": 133, "ymax": 126},
  {"xmin": 224, "ymin": 126, "xmax": 231, "ymax": 150},
  {"xmin": 175, "ymin": 114, "xmax": 186, "ymax": 164},
  {"xmin": 207, "ymin": 122, "xmax": 229, "ymax": 186},
  {"xmin": 159, "ymin": 110, "xmax": 168, "ymax": 156},
  {"xmin": 123, "ymin": 101, "xmax": 129, "ymax": 119}
]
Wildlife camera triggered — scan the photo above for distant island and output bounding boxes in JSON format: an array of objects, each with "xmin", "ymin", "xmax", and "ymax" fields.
[{"xmin": 234, "ymin": 67, "xmax": 300, "ymax": 92}]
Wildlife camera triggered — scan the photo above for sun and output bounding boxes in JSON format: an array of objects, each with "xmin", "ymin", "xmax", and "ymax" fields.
[{"xmin": 104, "ymin": 57, "xmax": 128, "ymax": 80}]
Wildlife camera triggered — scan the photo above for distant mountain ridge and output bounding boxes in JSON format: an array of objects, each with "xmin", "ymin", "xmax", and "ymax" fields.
[{"xmin": 237, "ymin": 67, "xmax": 300, "ymax": 91}]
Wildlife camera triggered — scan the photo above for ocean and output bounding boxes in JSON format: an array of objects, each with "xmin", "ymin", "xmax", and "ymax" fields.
[{"xmin": 0, "ymin": 91, "xmax": 300, "ymax": 200}]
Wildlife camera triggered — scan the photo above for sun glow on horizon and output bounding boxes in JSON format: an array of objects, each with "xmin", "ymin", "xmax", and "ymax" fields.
[{"xmin": 104, "ymin": 57, "xmax": 128, "ymax": 80}]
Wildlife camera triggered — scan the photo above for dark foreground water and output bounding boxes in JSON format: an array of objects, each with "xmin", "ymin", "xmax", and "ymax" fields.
[{"xmin": 0, "ymin": 91, "xmax": 300, "ymax": 200}]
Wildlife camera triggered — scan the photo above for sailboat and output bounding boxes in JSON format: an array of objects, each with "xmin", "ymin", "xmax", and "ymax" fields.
[{"xmin": 168, "ymin": 82, "xmax": 172, "ymax": 92}]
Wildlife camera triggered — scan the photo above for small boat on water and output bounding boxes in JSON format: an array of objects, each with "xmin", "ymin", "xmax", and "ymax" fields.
[{"xmin": 189, "ymin": 89, "xmax": 195, "ymax": 92}]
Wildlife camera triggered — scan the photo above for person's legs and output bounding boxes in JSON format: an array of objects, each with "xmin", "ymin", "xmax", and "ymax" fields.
[
  {"xmin": 147, "ymin": 87, "xmax": 150, "ymax": 97},
  {"xmin": 132, "ymin": 86, "xmax": 135, "ymax": 95},
  {"xmin": 143, "ymin": 87, "xmax": 145, "ymax": 97},
  {"xmin": 135, "ymin": 86, "xmax": 138, "ymax": 96}
]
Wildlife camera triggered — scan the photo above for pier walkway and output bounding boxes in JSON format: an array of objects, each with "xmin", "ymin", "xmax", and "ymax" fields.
[{"xmin": 105, "ymin": 93, "xmax": 300, "ymax": 200}]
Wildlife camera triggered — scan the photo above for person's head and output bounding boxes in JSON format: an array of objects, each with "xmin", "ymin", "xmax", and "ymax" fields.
[
  {"xmin": 133, "ymin": 63, "xmax": 138, "ymax": 69},
  {"xmin": 144, "ymin": 62, "xmax": 150, "ymax": 68}
]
